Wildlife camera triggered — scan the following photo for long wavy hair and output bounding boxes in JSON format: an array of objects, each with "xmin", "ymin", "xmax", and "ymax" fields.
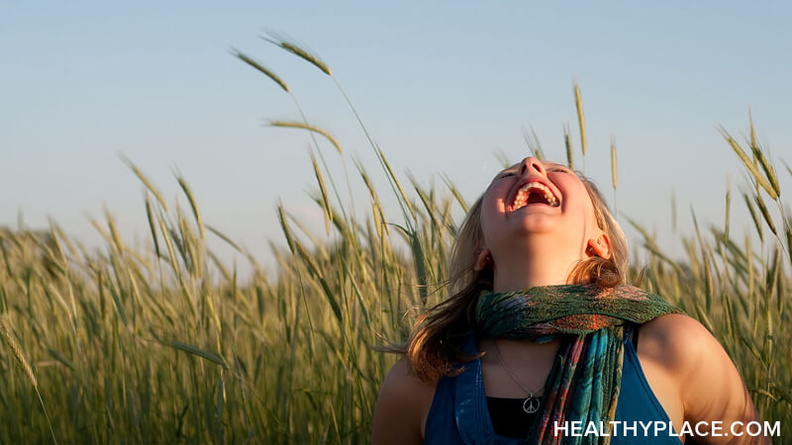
[{"xmin": 405, "ymin": 174, "xmax": 628, "ymax": 381}]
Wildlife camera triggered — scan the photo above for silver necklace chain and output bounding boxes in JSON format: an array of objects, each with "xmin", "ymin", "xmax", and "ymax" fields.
[{"xmin": 492, "ymin": 339, "xmax": 543, "ymax": 414}]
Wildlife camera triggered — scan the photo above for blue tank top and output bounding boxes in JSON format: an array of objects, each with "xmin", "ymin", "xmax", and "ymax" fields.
[{"xmin": 424, "ymin": 329, "xmax": 681, "ymax": 444}]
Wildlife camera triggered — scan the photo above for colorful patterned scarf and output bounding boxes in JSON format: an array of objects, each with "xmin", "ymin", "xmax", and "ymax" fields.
[{"xmin": 474, "ymin": 284, "xmax": 682, "ymax": 444}]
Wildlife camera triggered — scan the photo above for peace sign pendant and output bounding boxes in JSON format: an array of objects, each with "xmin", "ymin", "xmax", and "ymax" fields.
[{"xmin": 522, "ymin": 395, "xmax": 541, "ymax": 414}]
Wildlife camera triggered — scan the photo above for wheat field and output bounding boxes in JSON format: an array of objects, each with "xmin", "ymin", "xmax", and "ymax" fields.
[{"xmin": 0, "ymin": 38, "xmax": 789, "ymax": 444}]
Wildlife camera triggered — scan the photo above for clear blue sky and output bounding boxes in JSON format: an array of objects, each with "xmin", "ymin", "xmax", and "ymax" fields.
[{"xmin": 2, "ymin": 1, "xmax": 790, "ymax": 269}]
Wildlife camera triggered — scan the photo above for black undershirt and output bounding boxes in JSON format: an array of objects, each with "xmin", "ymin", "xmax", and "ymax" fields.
[
  {"xmin": 485, "ymin": 396, "xmax": 539, "ymax": 438},
  {"xmin": 485, "ymin": 326, "xmax": 641, "ymax": 439}
]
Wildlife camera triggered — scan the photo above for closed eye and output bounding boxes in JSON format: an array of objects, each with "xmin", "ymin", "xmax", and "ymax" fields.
[{"xmin": 548, "ymin": 166, "xmax": 573, "ymax": 174}]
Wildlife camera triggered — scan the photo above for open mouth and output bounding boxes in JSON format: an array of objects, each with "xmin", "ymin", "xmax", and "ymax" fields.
[{"xmin": 507, "ymin": 181, "xmax": 560, "ymax": 212}]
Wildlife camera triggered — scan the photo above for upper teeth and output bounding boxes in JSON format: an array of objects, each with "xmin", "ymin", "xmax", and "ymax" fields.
[{"xmin": 512, "ymin": 182, "xmax": 559, "ymax": 209}]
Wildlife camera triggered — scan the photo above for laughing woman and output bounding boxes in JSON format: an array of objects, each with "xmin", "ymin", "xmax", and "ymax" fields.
[{"xmin": 371, "ymin": 157, "xmax": 765, "ymax": 444}]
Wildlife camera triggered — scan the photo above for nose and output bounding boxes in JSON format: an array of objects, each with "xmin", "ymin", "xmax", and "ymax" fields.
[{"xmin": 519, "ymin": 157, "xmax": 545, "ymax": 176}]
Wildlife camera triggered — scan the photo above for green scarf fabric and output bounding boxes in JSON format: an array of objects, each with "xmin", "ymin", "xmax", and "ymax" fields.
[{"xmin": 474, "ymin": 284, "xmax": 682, "ymax": 444}]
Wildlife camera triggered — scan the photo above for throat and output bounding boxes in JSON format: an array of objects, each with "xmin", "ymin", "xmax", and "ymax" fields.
[{"xmin": 490, "ymin": 241, "xmax": 585, "ymax": 291}]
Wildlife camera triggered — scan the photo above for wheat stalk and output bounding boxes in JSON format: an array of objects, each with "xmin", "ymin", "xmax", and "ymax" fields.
[
  {"xmin": 610, "ymin": 136, "xmax": 618, "ymax": 190},
  {"xmin": 269, "ymin": 121, "xmax": 343, "ymax": 154},
  {"xmin": 231, "ymin": 48, "xmax": 290, "ymax": 92},
  {"xmin": 573, "ymin": 82, "xmax": 587, "ymax": 162},
  {"xmin": 564, "ymin": 124, "xmax": 574, "ymax": 170},
  {"xmin": 261, "ymin": 34, "xmax": 332, "ymax": 76}
]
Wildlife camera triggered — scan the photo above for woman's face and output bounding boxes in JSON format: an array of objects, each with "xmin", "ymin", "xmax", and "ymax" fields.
[{"xmin": 479, "ymin": 157, "xmax": 604, "ymax": 261}]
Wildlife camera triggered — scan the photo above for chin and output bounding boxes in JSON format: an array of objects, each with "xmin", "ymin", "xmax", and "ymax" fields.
[{"xmin": 510, "ymin": 215, "xmax": 560, "ymax": 234}]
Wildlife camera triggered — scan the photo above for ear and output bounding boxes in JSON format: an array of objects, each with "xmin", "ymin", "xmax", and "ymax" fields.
[
  {"xmin": 474, "ymin": 248, "xmax": 492, "ymax": 271},
  {"xmin": 586, "ymin": 233, "xmax": 611, "ymax": 259}
]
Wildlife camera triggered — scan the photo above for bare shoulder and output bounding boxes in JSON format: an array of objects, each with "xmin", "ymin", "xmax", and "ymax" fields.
[
  {"xmin": 637, "ymin": 313, "xmax": 716, "ymax": 367},
  {"xmin": 638, "ymin": 314, "xmax": 766, "ymax": 443},
  {"xmin": 638, "ymin": 313, "xmax": 744, "ymax": 394},
  {"xmin": 377, "ymin": 357, "xmax": 437, "ymax": 405},
  {"xmin": 371, "ymin": 358, "xmax": 437, "ymax": 445}
]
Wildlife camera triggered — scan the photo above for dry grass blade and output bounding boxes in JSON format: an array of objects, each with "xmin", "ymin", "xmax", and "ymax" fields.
[
  {"xmin": 610, "ymin": 136, "xmax": 618, "ymax": 190},
  {"xmin": 749, "ymin": 108, "xmax": 757, "ymax": 149},
  {"xmin": 747, "ymin": 110, "xmax": 780, "ymax": 198},
  {"xmin": 144, "ymin": 195, "xmax": 161, "ymax": 259},
  {"xmin": 626, "ymin": 218, "xmax": 684, "ymax": 273},
  {"xmin": 392, "ymin": 223, "xmax": 428, "ymax": 305},
  {"xmin": 564, "ymin": 124, "xmax": 574, "ymax": 170},
  {"xmin": 120, "ymin": 155, "xmax": 169, "ymax": 211},
  {"xmin": 0, "ymin": 316, "xmax": 37, "ymax": 388},
  {"xmin": 355, "ymin": 159, "xmax": 389, "ymax": 237},
  {"xmin": 156, "ymin": 216, "xmax": 197, "ymax": 318},
  {"xmin": 262, "ymin": 34, "xmax": 332, "ymax": 76},
  {"xmin": 177, "ymin": 176, "xmax": 206, "ymax": 242},
  {"xmin": 309, "ymin": 149, "xmax": 333, "ymax": 234},
  {"xmin": 718, "ymin": 127, "xmax": 778, "ymax": 199},
  {"xmin": 494, "ymin": 150, "xmax": 511, "ymax": 169},
  {"xmin": 105, "ymin": 208, "xmax": 126, "ymax": 254},
  {"xmin": 106, "ymin": 274, "xmax": 128, "ymax": 325},
  {"xmin": 276, "ymin": 204, "xmax": 296, "ymax": 254},
  {"xmin": 754, "ymin": 192, "xmax": 777, "ymax": 236},
  {"xmin": 167, "ymin": 341, "xmax": 228, "ymax": 370},
  {"xmin": 47, "ymin": 348, "xmax": 76, "ymax": 372},
  {"xmin": 206, "ymin": 225, "xmax": 241, "ymax": 252},
  {"xmin": 175, "ymin": 206, "xmax": 200, "ymax": 274},
  {"xmin": 0, "ymin": 316, "xmax": 57, "ymax": 444},
  {"xmin": 573, "ymin": 82, "xmax": 587, "ymax": 157},
  {"xmin": 231, "ymin": 48, "xmax": 290, "ymax": 93},
  {"xmin": 269, "ymin": 121, "xmax": 343, "ymax": 154},
  {"xmin": 293, "ymin": 240, "xmax": 343, "ymax": 322},
  {"xmin": 45, "ymin": 223, "xmax": 69, "ymax": 266},
  {"xmin": 522, "ymin": 126, "xmax": 544, "ymax": 160},
  {"xmin": 749, "ymin": 142, "xmax": 780, "ymax": 200},
  {"xmin": 410, "ymin": 176, "xmax": 441, "ymax": 232},
  {"xmin": 743, "ymin": 193, "xmax": 764, "ymax": 243},
  {"xmin": 442, "ymin": 174, "xmax": 469, "ymax": 214},
  {"xmin": 724, "ymin": 176, "xmax": 731, "ymax": 240},
  {"xmin": 375, "ymin": 145, "xmax": 416, "ymax": 221},
  {"xmin": 786, "ymin": 224, "xmax": 792, "ymax": 265}
]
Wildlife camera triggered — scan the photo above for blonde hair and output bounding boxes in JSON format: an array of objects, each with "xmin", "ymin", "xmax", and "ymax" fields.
[{"xmin": 406, "ymin": 172, "xmax": 628, "ymax": 381}]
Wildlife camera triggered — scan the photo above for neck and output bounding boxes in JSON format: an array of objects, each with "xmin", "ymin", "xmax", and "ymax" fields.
[{"xmin": 491, "ymin": 239, "xmax": 584, "ymax": 292}]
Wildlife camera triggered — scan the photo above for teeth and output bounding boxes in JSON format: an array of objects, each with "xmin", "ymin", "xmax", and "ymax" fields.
[{"xmin": 511, "ymin": 182, "xmax": 559, "ymax": 209}]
